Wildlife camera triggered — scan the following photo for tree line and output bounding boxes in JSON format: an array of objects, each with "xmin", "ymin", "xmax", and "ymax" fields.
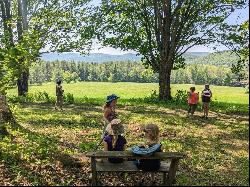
[{"xmin": 29, "ymin": 60, "xmax": 242, "ymax": 86}]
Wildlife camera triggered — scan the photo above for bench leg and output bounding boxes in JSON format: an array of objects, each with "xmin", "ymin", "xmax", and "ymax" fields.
[
  {"xmin": 166, "ymin": 159, "xmax": 179, "ymax": 186},
  {"xmin": 162, "ymin": 172, "xmax": 167, "ymax": 186},
  {"xmin": 91, "ymin": 157, "xmax": 97, "ymax": 186}
]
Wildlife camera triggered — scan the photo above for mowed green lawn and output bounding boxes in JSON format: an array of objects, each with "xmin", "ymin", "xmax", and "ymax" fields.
[{"xmin": 7, "ymin": 82, "xmax": 249, "ymax": 104}]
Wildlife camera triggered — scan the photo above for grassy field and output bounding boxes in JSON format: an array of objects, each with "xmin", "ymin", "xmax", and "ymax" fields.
[
  {"xmin": 7, "ymin": 82, "xmax": 249, "ymax": 104},
  {"xmin": 1, "ymin": 82, "xmax": 249, "ymax": 186}
]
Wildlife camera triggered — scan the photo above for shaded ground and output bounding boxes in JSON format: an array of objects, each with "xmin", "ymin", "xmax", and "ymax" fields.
[{"xmin": 0, "ymin": 102, "xmax": 249, "ymax": 186}]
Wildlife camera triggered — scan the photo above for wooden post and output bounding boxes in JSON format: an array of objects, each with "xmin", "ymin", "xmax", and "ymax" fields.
[
  {"xmin": 166, "ymin": 158, "xmax": 179, "ymax": 186},
  {"xmin": 91, "ymin": 157, "xmax": 97, "ymax": 186}
]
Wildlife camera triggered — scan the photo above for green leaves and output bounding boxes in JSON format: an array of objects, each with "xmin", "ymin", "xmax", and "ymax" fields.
[{"xmin": 217, "ymin": 20, "xmax": 249, "ymax": 75}]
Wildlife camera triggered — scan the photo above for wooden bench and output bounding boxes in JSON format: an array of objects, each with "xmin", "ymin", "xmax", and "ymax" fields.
[{"xmin": 85, "ymin": 151, "xmax": 185, "ymax": 186}]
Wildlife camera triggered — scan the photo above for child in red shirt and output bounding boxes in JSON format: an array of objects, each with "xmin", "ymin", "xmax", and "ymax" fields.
[{"xmin": 187, "ymin": 87, "xmax": 199, "ymax": 117}]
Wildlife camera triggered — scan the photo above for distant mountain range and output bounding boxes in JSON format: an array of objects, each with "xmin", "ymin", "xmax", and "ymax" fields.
[{"xmin": 40, "ymin": 52, "xmax": 210, "ymax": 63}]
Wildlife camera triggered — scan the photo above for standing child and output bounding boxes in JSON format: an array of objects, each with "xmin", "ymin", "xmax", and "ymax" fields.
[
  {"xmin": 134, "ymin": 124, "xmax": 162, "ymax": 171},
  {"xmin": 104, "ymin": 119, "xmax": 127, "ymax": 163},
  {"xmin": 201, "ymin": 84, "xmax": 212, "ymax": 119},
  {"xmin": 187, "ymin": 87, "xmax": 199, "ymax": 117},
  {"xmin": 55, "ymin": 79, "xmax": 64, "ymax": 111},
  {"xmin": 95, "ymin": 94, "xmax": 120, "ymax": 150},
  {"xmin": 103, "ymin": 94, "xmax": 120, "ymax": 124}
]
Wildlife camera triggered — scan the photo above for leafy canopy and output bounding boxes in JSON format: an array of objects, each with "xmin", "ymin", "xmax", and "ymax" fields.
[{"xmin": 91, "ymin": 0, "xmax": 248, "ymax": 72}]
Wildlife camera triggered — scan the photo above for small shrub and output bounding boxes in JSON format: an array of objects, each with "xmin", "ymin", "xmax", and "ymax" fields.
[
  {"xmin": 174, "ymin": 89, "xmax": 188, "ymax": 104},
  {"xmin": 64, "ymin": 93, "xmax": 74, "ymax": 104},
  {"xmin": 8, "ymin": 94, "xmax": 34, "ymax": 103},
  {"xmin": 34, "ymin": 92, "xmax": 52, "ymax": 103},
  {"xmin": 144, "ymin": 90, "xmax": 159, "ymax": 103},
  {"xmin": 8, "ymin": 92, "xmax": 54, "ymax": 104},
  {"xmin": 42, "ymin": 92, "xmax": 52, "ymax": 103}
]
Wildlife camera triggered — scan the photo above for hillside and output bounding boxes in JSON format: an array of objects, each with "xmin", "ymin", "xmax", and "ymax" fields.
[
  {"xmin": 186, "ymin": 51, "xmax": 239, "ymax": 66},
  {"xmin": 40, "ymin": 51, "xmax": 243, "ymax": 67},
  {"xmin": 40, "ymin": 52, "xmax": 210, "ymax": 63}
]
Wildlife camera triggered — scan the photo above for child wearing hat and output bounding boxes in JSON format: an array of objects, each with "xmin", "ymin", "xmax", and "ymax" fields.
[
  {"xmin": 103, "ymin": 94, "xmax": 120, "ymax": 124},
  {"xmin": 134, "ymin": 124, "xmax": 162, "ymax": 171},
  {"xmin": 94, "ymin": 94, "xmax": 120, "ymax": 150},
  {"xmin": 101, "ymin": 94, "xmax": 119, "ymax": 139},
  {"xmin": 103, "ymin": 119, "xmax": 127, "ymax": 163}
]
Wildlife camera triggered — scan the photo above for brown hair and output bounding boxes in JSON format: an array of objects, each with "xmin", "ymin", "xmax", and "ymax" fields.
[
  {"xmin": 107, "ymin": 119, "xmax": 124, "ymax": 148},
  {"xmin": 103, "ymin": 103, "xmax": 110, "ymax": 110},
  {"xmin": 144, "ymin": 124, "xmax": 160, "ymax": 143},
  {"xmin": 190, "ymin": 87, "xmax": 195, "ymax": 92}
]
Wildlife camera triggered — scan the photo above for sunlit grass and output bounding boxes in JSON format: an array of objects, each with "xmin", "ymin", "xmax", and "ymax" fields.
[
  {"xmin": 7, "ymin": 82, "xmax": 249, "ymax": 104},
  {"xmin": 2, "ymin": 82, "xmax": 249, "ymax": 185},
  {"xmin": 0, "ymin": 101, "xmax": 248, "ymax": 186}
]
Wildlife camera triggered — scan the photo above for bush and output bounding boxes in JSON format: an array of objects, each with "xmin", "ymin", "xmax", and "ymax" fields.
[
  {"xmin": 8, "ymin": 94, "xmax": 34, "ymax": 103},
  {"xmin": 8, "ymin": 92, "xmax": 54, "ymax": 103},
  {"xmin": 34, "ymin": 92, "xmax": 53, "ymax": 103},
  {"xmin": 173, "ymin": 89, "xmax": 188, "ymax": 104},
  {"xmin": 64, "ymin": 93, "xmax": 74, "ymax": 104},
  {"xmin": 144, "ymin": 90, "xmax": 159, "ymax": 103}
]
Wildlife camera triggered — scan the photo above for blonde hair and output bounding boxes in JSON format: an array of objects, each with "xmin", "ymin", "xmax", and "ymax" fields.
[
  {"xmin": 144, "ymin": 124, "xmax": 160, "ymax": 143},
  {"xmin": 107, "ymin": 119, "xmax": 124, "ymax": 148}
]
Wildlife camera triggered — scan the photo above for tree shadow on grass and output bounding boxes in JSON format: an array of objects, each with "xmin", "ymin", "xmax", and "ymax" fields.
[
  {"xmin": 4, "ymin": 102, "xmax": 249, "ymax": 186},
  {"xmin": 120, "ymin": 98, "xmax": 249, "ymax": 115},
  {"xmin": 15, "ymin": 104, "xmax": 103, "ymax": 130},
  {"xmin": 1, "ymin": 120, "xmax": 91, "ymax": 186},
  {"xmin": 18, "ymin": 102, "xmax": 103, "ymax": 113},
  {"xmin": 17, "ymin": 103, "xmax": 248, "ymax": 143}
]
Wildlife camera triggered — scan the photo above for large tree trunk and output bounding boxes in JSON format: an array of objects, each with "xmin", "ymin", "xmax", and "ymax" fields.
[
  {"xmin": 0, "ymin": 92, "xmax": 13, "ymax": 122},
  {"xmin": 159, "ymin": 60, "xmax": 172, "ymax": 100},
  {"xmin": 17, "ymin": 0, "xmax": 29, "ymax": 96},
  {"xmin": 17, "ymin": 70, "xmax": 29, "ymax": 96},
  {"xmin": 0, "ymin": 0, "xmax": 14, "ymax": 47}
]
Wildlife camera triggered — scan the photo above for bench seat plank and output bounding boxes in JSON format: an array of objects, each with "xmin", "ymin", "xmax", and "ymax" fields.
[
  {"xmin": 85, "ymin": 151, "xmax": 184, "ymax": 159},
  {"xmin": 96, "ymin": 161, "xmax": 170, "ymax": 172}
]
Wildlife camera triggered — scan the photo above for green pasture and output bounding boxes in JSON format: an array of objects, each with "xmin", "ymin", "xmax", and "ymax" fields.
[{"xmin": 7, "ymin": 82, "xmax": 249, "ymax": 104}]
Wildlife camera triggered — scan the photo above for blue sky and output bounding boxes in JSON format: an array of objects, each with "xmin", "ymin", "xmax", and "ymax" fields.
[{"xmin": 90, "ymin": 2, "xmax": 249, "ymax": 55}]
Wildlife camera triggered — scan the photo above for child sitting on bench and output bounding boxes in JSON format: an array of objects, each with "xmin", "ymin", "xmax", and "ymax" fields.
[
  {"xmin": 134, "ymin": 124, "xmax": 162, "ymax": 171},
  {"xmin": 104, "ymin": 119, "xmax": 127, "ymax": 163}
]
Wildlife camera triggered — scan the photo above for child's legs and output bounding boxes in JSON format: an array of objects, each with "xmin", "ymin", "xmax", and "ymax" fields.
[
  {"xmin": 202, "ymin": 102, "xmax": 206, "ymax": 115},
  {"xmin": 133, "ymin": 160, "xmax": 141, "ymax": 169},
  {"xmin": 55, "ymin": 96, "xmax": 59, "ymax": 108},
  {"xmin": 58, "ymin": 96, "xmax": 63, "ymax": 109},
  {"xmin": 188, "ymin": 104, "xmax": 192, "ymax": 114},
  {"xmin": 191, "ymin": 104, "xmax": 197, "ymax": 114},
  {"xmin": 133, "ymin": 160, "xmax": 139, "ymax": 166},
  {"xmin": 205, "ymin": 102, "xmax": 210, "ymax": 116},
  {"xmin": 203, "ymin": 102, "xmax": 209, "ymax": 116}
]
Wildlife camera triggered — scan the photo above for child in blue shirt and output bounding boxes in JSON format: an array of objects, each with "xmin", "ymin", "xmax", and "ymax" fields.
[{"xmin": 134, "ymin": 124, "xmax": 162, "ymax": 171}]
